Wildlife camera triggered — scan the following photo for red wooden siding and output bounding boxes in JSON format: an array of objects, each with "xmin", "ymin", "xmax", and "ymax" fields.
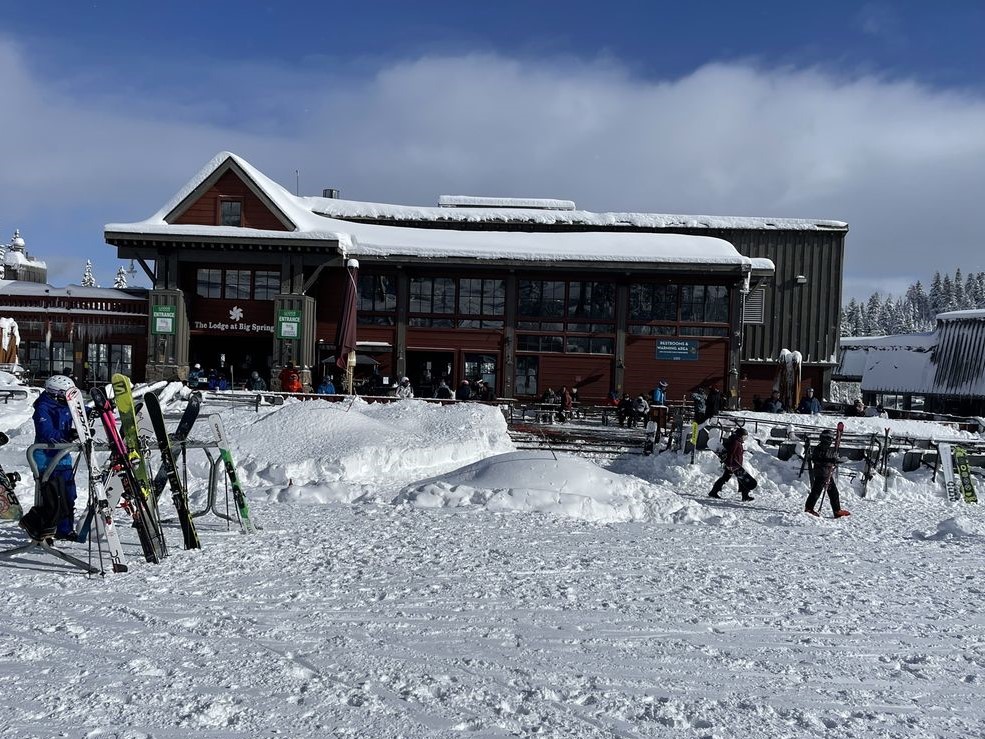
[
  {"xmin": 739, "ymin": 364, "xmax": 827, "ymax": 409},
  {"xmin": 623, "ymin": 336, "xmax": 729, "ymax": 402},
  {"xmin": 533, "ymin": 354, "xmax": 612, "ymax": 401},
  {"xmin": 173, "ymin": 170, "xmax": 290, "ymax": 231}
]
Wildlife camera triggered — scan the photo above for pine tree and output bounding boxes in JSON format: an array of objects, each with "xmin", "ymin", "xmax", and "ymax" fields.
[
  {"xmin": 113, "ymin": 266, "xmax": 128, "ymax": 289},
  {"xmin": 929, "ymin": 272, "xmax": 945, "ymax": 315},
  {"xmin": 965, "ymin": 272, "xmax": 977, "ymax": 310},
  {"xmin": 865, "ymin": 293, "xmax": 883, "ymax": 335},
  {"xmin": 81, "ymin": 260, "xmax": 96, "ymax": 287},
  {"xmin": 953, "ymin": 268, "xmax": 967, "ymax": 309},
  {"xmin": 841, "ymin": 299, "xmax": 858, "ymax": 337}
]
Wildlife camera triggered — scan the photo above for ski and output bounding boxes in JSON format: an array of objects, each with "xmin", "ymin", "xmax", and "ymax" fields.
[
  {"xmin": 953, "ymin": 446, "xmax": 978, "ymax": 504},
  {"xmin": 152, "ymin": 391, "xmax": 202, "ymax": 499},
  {"xmin": 938, "ymin": 443, "xmax": 960, "ymax": 503},
  {"xmin": 816, "ymin": 422, "xmax": 845, "ymax": 515},
  {"xmin": 66, "ymin": 387, "xmax": 128, "ymax": 573},
  {"xmin": 144, "ymin": 392, "xmax": 201, "ymax": 549},
  {"xmin": 689, "ymin": 421, "xmax": 699, "ymax": 464},
  {"xmin": 91, "ymin": 386, "xmax": 168, "ymax": 563},
  {"xmin": 208, "ymin": 414, "xmax": 256, "ymax": 533}
]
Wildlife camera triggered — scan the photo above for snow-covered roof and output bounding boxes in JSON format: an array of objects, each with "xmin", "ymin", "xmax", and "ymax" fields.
[
  {"xmin": 438, "ymin": 195, "xmax": 576, "ymax": 210},
  {"xmin": 0, "ymin": 280, "xmax": 145, "ymax": 301},
  {"xmin": 860, "ymin": 345, "xmax": 937, "ymax": 395},
  {"xmin": 105, "ymin": 151, "xmax": 779, "ymax": 272},
  {"xmin": 936, "ymin": 308, "xmax": 985, "ymax": 321},
  {"xmin": 3, "ymin": 249, "xmax": 46, "ymax": 270}
]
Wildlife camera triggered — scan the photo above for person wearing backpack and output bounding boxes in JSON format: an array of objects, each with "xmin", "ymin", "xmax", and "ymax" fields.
[{"xmin": 708, "ymin": 428, "xmax": 757, "ymax": 502}]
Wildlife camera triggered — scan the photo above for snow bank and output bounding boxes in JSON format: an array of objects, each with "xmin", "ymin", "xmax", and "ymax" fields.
[
  {"xmin": 396, "ymin": 450, "xmax": 729, "ymax": 524},
  {"xmin": 226, "ymin": 398, "xmax": 515, "ymax": 492},
  {"xmin": 911, "ymin": 515, "xmax": 985, "ymax": 541}
]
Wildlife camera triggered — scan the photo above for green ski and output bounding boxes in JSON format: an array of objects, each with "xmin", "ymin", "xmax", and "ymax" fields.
[
  {"xmin": 111, "ymin": 374, "xmax": 169, "ymax": 556},
  {"xmin": 208, "ymin": 414, "xmax": 256, "ymax": 533}
]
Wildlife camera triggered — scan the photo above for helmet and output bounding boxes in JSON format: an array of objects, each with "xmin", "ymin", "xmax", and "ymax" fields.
[
  {"xmin": 194, "ymin": 363, "xmax": 201, "ymax": 370},
  {"xmin": 44, "ymin": 374, "xmax": 75, "ymax": 400},
  {"xmin": 401, "ymin": 377, "xmax": 410, "ymax": 384},
  {"xmin": 734, "ymin": 428, "xmax": 748, "ymax": 438},
  {"xmin": 251, "ymin": 371, "xmax": 259, "ymax": 379},
  {"xmin": 658, "ymin": 380, "xmax": 668, "ymax": 388},
  {"xmin": 819, "ymin": 429, "xmax": 834, "ymax": 444}
]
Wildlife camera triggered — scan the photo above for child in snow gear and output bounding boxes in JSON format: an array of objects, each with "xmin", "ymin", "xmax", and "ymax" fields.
[
  {"xmin": 708, "ymin": 428, "xmax": 757, "ymax": 502},
  {"xmin": 20, "ymin": 375, "xmax": 79, "ymax": 540},
  {"xmin": 805, "ymin": 429, "xmax": 851, "ymax": 517}
]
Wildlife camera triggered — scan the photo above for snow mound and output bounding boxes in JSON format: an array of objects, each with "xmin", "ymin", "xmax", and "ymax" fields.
[
  {"xmin": 231, "ymin": 398, "xmax": 514, "ymax": 489},
  {"xmin": 911, "ymin": 515, "xmax": 985, "ymax": 541},
  {"xmin": 396, "ymin": 450, "xmax": 729, "ymax": 524}
]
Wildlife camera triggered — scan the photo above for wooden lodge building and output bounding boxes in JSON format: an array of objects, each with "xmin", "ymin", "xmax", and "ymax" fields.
[{"xmin": 104, "ymin": 152, "xmax": 848, "ymax": 405}]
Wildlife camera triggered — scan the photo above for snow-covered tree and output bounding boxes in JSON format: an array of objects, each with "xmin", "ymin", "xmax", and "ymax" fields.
[
  {"xmin": 865, "ymin": 293, "xmax": 883, "ymax": 335},
  {"xmin": 113, "ymin": 265, "xmax": 128, "ymax": 289},
  {"xmin": 81, "ymin": 260, "xmax": 96, "ymax": 287}
]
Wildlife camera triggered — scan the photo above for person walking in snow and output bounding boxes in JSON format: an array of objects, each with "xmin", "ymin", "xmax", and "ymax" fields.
[
  {"xmin": 797, "ymin": 387, "xmax": 822, "ymax": 415},
  {"xmin": 395, "ymin": 376, "xmax": 414, "ymax": 399},
  {"xmin": 708, "ymin": 427, "xmax": 757, "ymax": 502},
  {"xmin": 558, "ymin": 386, "xmax": 573, "ymax": 422},
  {"xmin": 805, "ymin": 429, "xmax": 851, "ymax": 518},
  {"xmin": 19, "ymin": 375, "xmax": 79, "ymax": 541}
]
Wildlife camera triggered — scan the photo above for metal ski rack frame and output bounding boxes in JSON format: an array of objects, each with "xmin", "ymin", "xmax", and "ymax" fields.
[{"xmin": 0, "ymin": 442, "xmax": 100, "ymax": 575}]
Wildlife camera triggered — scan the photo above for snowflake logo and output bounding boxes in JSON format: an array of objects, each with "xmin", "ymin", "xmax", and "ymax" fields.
[{"xmin": 229, "ymin": 306, "xmax": 244, "ymax": 322}]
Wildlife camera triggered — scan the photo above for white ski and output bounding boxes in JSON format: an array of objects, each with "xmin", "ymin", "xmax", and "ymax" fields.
[
  {"xmin": 66, "ymin": 387, "xmax": 128, "ymax": 573},
  {"xmin": 938, "ymin": 443, "xmax": 960, "ymax": 503}
]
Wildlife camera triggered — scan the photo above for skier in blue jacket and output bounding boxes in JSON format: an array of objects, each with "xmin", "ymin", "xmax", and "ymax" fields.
[
  {"xmin": 21, "ymin": 375, "xmax": 78, "ymax": 540},
  {"xmin": 797, "ymin": 387, "xmax": 823, "ymax": 415}
]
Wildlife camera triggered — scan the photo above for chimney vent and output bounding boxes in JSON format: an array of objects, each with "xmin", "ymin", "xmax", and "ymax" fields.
[{"xmin": 322, "ymin": 188, "xmax": 340, "ymax": 199}]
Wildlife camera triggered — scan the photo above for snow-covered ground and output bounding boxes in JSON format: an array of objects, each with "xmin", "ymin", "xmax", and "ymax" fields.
[{"xmin": 1, "ymin": 388, "xmax": 984, "ymax": 737}]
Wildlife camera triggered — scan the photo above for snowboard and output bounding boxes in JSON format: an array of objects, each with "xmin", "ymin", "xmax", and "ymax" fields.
[
  {"xmin": 152, "ymin": 391, "xmax": 202, "ymax": 500},
  {"xmin": 208, "ymin": 414, "xmax": 256, "ymax": 534},
  {"xmin": 66, "ymin": 387, "xmax": 128, "ymax": 572},
  {"xmin": 91, "ymin": 386, "xmax": 168, "ymax": 563},
  {"xmin": 953, "ymin": 446, "xmax": 978, "ymax": 504},
  {"xmin": 938, "ymin": 443, "xmax": 961, "ymax": 503},
  {"xmin": 144, "ymin": 392, "xmax": 201, "ymax": 549}
]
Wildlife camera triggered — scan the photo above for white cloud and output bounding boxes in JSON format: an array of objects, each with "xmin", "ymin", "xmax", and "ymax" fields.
[{"xmin": 1, "ymin": 37, "xmax": 983, "ymax": 299}]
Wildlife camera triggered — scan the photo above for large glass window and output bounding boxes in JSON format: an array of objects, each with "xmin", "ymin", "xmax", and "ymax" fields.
[
  {"xmin": 464, "ymin": 353, "xmax": 498, "ymax": 390},
  {"xmin": 224, "ymin": 270, "xmax": 252, "ymax": 300},
  {"xmin": 514, "ymin": 356, "xmax": 539, "ymax": 397},
  {"xmin": 254, "ymin": 270, "xmax": 280, "ymax": 301},
  {"xmin": 518, "ymin": 280, "xmax": 565, "ymax": 318},
  {"xmin": 196, "ymin": 269, "xmax": 222, "ymax": 299},
  {"xmin": 567, "ymin": 281, "xmax": 614, "ymax": 320},
  {"xmin": 86, "ymin": 343, "xmax": 132, "ymax": 383},
  {"xmin": 410, "ymin": 277, "xmax": 455, "ymax": 314},
  {"xmin": 630, "ymin": 283, "xmax": 678, "ymax": 321},
  {"xmin": 357, "ymin": 273, "xmax": 397, "ymax": 326},
  {"xmin": 681, "ymin": 285, "xmax": 729, "ymax": 323}
]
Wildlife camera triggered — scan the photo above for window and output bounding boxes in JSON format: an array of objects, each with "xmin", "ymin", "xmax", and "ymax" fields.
[
  {"xmin": 196, "ymin": 269, "xmax": 222, "ymax": 298},
  {"xmin": 630, "ymin": 283, "xmax": 678, "ymax": 322},
  {"xmin": 254, "ymin": 270, "xmax": 280, "ymax": 301},
  {"xmin": 21, "ymin": 340, "xmax": 74, "ymax": 379},
  {"xmin": 87, "ymin": 343, "xmax": 132, "ymax": 383},
  {"xmin": 517, "ymin": 335, "xmax": 564, "ymax": 352},
  {"xmin": 457, "ymin": 278, "xmax": 505, "ymax": 328},
  {"xmin": 743, "ymin": 286, "xmax": 765, "ymax": 324},
  {"xmin": 566, "ymin": 337, "xmax": 615, "ymax": 354},
  {"xmin": 681, "ymin": 285, "xmax": 729, "ymax": 323},
  {"xmin": 220, "ymin": 199, "xmax": 242, "ymax": 227},
  {"xmin": 464, "ymin": 353, "xmax": 497, "ymax": 390},
  {"xmin": 518, "ymin": 280, "xmax": 565, "ymax": 318},
  {"xmin": 224, "ymin": 270, "xmax": 251, "ymax": 300},
  {"xmin": 410, "ymin": 277, "xmax": 455, "ymax": 314},
  {"xmin": 357, "ymin": 273, "xmax": 397, "ymax": 326},
  {"xmin": 567, "ymin": 281, "xmax": 614, "ymax": 320},
  {"xmin": 514, "ymin": 356, "xmax": 539, "ymax": 397}
]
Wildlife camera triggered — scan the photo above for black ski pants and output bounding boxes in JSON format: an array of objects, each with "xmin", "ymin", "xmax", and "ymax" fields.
[
  {"xmin": 806, "ymin": 476, "xmax": 842, "ymax": 514},
  {"xmin": 710, "ymin": 467, "xmax": 757, "ymax": 497}
]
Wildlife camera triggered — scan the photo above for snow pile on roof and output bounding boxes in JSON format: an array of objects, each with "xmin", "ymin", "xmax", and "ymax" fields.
[
  {"xmin": 439, "ymin": 195, "xmax": 576, "ymax": 210},
  {"xmin": 396, "ymin": 450, "xmax": 726, "ymax": 524},
  {"xmin": 0, "ymin": 281, "xmax": 144, "ymax": 301},
  {"xmin": 3, "ymin": 249, "xmax": 46, "ymax": 270},
  {"xmin": 936, "ymin": 309, "xmax": 985, "ymax": 321},
  {"xmin": 106, "ymin": 152, "xmax": 777, "ymax": 271}
]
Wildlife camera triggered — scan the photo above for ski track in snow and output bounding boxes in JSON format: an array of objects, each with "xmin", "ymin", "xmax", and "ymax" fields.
[{"xmin": 1, "ymin": 392, "xmax": 984, "ymax": 737}]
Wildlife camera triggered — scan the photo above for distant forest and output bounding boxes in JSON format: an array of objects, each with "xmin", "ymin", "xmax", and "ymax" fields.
[{"xmin": 841, "ymin": 269, "xmax": 985, "ymax": 337}]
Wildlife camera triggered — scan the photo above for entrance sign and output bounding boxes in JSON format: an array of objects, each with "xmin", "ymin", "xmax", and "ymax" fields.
[
  {"xmin": 152, "ymin": 305, "xmax": 176, "ymax": 335},
  {"xmin": 277, "ymin": 309, "xmax": 302, "ymax": 339},
  {"xmin": 656, "ymin": 338, "xmax": 699, "ymax": 361}
]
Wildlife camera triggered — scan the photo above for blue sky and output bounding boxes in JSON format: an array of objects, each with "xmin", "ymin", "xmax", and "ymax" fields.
[{"xmin": 1, "ymin": 0, "xmax": 983, "ymax": 300}]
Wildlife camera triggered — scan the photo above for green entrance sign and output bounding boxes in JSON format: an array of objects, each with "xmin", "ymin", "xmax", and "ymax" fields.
[
  {"xmin": 151, "ymin": 304, "xmax": 176, "ymax": 335},
  {"xmin": 276, "ymin": 309, "xmax": 302, "ymax": 339}
]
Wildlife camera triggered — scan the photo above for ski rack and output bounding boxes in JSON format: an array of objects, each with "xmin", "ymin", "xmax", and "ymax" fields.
[{"xmin": 0, "ymin": 442, "xmax": 100, "ymax": 575}]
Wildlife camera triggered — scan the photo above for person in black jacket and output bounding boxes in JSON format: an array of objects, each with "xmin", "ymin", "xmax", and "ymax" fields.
[
  {"xmin": 805, "ymin": 429, "xmax": 851, "ymax": 518},
  {"xmin": 455, "ymin": 380, "xmax": 472, "ymax": 401},
  {"xmin": 706, "ymin": 386, "xmax": 722, "ymax": 419},
  {"xmin": 762, "ymin": 390, "xmax": 785, "ymax": 413},
  {"xmin": 708, "ymin": 428, "xmax": 756, "ymax": 502}
]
